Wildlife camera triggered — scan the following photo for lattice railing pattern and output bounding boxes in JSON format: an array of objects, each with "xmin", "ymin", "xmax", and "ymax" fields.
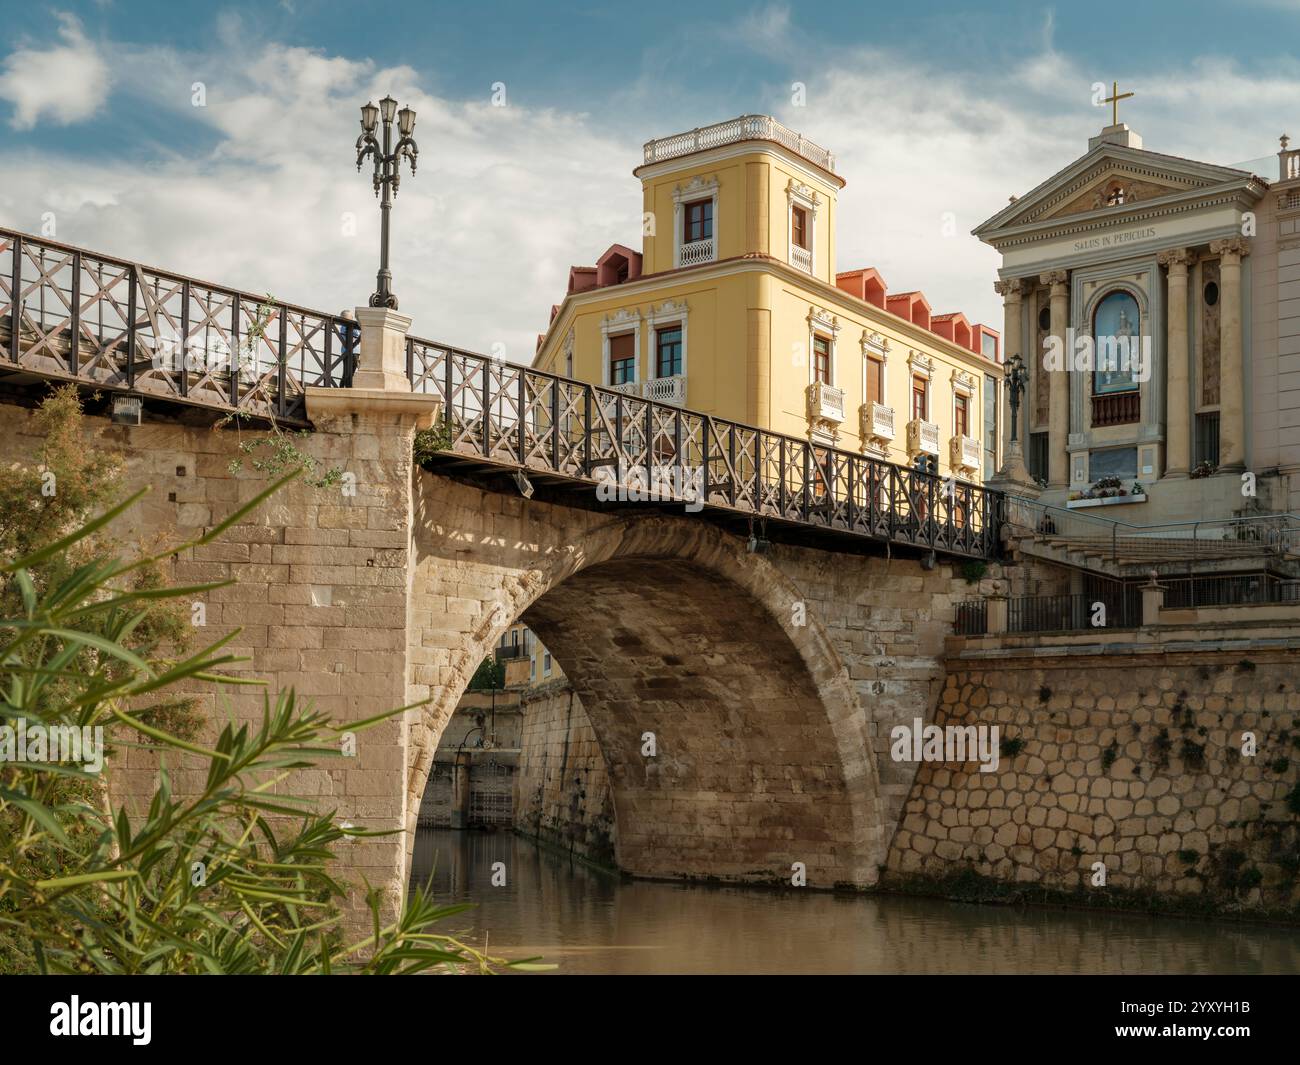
[
  {"xmin": 0, "ymin": 228, "xmax": 359, "ymax": 424},
  {"xmin": 407, "ymin": 338, "xmax": 1001, "ymax": 559}
]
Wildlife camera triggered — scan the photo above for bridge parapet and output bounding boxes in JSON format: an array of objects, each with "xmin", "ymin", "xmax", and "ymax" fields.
[
  {"xmin": 407, "ymin": 336, "xmax": 1003, "ymax": 560},
  {"xmin": 0, "ymin": 227, "xmax": 358, "ymax": 426},
  {"xmin": 0, "ymin": 226, "xmax": 1002, "ymax": 560}
]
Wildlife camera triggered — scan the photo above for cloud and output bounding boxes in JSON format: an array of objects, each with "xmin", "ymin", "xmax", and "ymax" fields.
[
  {"xmin": 0, "ymin": 13, "xmax": 111, "ymax": 129},
  {"xmin": 1, "ymin": 16, "xmax": 1297, "ymax": 363},
  {"xmin": 778, "ymin": 36, "xmax": 1300, "ymax": 331},
  {"xmin": 0, "ymin": 36, "xmax": 638, "ymax": 362}
]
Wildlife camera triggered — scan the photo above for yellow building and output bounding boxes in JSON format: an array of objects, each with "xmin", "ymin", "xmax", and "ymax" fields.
[
  {"xmin": 533, "ymin": 115, "xmax": 1002, "ymax": 481},
  {"xmin": 494, "ymin": 623, "xmax": 560, "ymax": 688}
]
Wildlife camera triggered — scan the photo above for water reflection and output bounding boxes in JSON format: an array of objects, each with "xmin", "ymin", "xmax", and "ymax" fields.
[{"xmin": 409, "ymin": 829, "xmax": 1300, "ymax": 975}]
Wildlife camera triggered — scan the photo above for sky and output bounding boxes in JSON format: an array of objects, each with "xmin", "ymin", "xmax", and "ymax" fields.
[{"xmin": 2, "ymin": 0, "xmax": 1299, "ymax": 361}]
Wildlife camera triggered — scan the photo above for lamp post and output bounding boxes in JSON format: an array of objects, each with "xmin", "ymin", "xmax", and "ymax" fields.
[
  {"xmin": 355, "ymin": 96, "xmax": 418, "ymax": 309},
  {"xmin": 1005, "ymin": 353, "xmax": 1026, "ymax": 445}
]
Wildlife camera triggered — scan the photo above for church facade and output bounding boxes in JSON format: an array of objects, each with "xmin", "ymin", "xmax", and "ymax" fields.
[{"xmin": 976, "ymin": 117, "xmax": 1300, "ymax": 522}]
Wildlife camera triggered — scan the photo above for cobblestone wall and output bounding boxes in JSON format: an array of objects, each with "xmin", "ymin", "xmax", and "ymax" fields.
[{"xmin": 887, "ymin": 648, "xmax": 1300, "ymax": 911}]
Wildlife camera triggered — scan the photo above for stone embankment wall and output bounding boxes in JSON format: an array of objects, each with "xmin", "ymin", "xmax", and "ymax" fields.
[{"xmin": 887, "ymin": 645, "xmax": 1300, "ymax": 911}]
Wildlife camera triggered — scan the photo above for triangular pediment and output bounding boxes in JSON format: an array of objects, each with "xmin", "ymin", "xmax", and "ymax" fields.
[{"xmin": 974, "ymin": 142, "xmax": 1263, "ymax": 241}]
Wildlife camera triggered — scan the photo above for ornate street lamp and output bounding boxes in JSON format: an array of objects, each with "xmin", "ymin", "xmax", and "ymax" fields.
[
  {"xmin": 1005, "ymin": 353, "xmax": 1026, "ymax": 445},
  {"xmin": 355, "ymin": 95, "xmax": 418, "ymax": 309}
]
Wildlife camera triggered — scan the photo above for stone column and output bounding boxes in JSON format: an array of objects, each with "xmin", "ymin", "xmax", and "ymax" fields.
[
  {"xmin": 1210, "ymin": 238, "xmax": 1250, "ymax": 470},
  {"xmin": 1041, "ymin": 270, "xmax": 1070, "ymax": 488},
  {"xmin": 1158, "ymin": 249, "xmax": 1196, "ymax": 477},
  {"xmin": 303, "ymin": 308, "xmax": 441, "ymax": 933}
]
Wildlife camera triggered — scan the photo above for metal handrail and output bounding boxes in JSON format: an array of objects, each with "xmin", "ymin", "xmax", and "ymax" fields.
[
  {"xmin": 0, "ymin": 226, "xmax": 359, "ymax": 425},
  {"xmin": 407, "ymin": 336, "xmax": 1004, "ymax": 560},
  {"xmin": 1005, "ymin": 493, "xmax": 1300, "ymax": 565}
]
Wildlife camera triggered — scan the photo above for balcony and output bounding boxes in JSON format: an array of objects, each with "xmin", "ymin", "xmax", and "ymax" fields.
[
  {"xmin": 790, "ymin": 244, "xmax": 813, "ymax": 273},
  {"xmin": 949, "ymin": 434, "xmax": 981, "ymax": 475},
  {"xmin": 642, "ymin": 374, "xmax": 687, "ymax": 407},
  {"xmin": 806, "ymin": 381, "xmax": 845, "ymax": 443},
  {"xmin": 1091, "ymin": 390, "xmax": 1139, "ymax": 427},
  {"xmin": 806, "ymin": 381, "xmax": 844, "ymax": 423},
  {"xmin": 604, "ymin": 377, "xmax": 688, "ymax": 407},
  {"xmin": 643, "ymin": 115, "xmax": 838, "ymax": 175},
  {"xmin": 860, "ymin": 401, "xmax": 894, "ymax": 453},
  {"xmin": 906, "ymin": 418, "xmax": 940, "ymax": 457},
  {"xmin": 678, "ymin": 238, "xmax": 715, "ymax": 267}
]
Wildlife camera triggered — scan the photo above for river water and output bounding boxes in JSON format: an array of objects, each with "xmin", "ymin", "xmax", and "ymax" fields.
[{"xmin": 409, "ymin": 828, "xmax": 1300, "ymax": 975}]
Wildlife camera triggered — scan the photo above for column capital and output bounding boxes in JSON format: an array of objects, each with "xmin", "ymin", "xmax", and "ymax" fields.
[
  {"xmin": 993, "ymin": 277, "xmax": 1032, "ymax": 300},
  {"xmin": 1157, "ymin": 247, "xmax": 1197, "ymax": 272},
  {"xmin": 1209, "ymin": 237, "xmax": 1251, "ymax": 262},
  {"xmin": 1039, "ymin": 269, "xmax": 1069, "ymax": 289}
]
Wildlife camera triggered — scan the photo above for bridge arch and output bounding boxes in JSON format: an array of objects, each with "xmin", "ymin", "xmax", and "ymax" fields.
[{"xmin": 406, "ymin": 475, "xmax": 888, "ymax": 888}]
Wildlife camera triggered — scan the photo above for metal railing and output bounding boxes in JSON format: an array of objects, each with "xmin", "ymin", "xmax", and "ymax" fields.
[
  {"xmin": 1008, "ymin": 592, "xmax": 1139, "ymax": 634},
  {"xmin": 1005, "ymin": 494, "xmax": 1300, "ymax": 566},
  {"xmin": 0, "ymin": 228, "xmax": 359, "ymax": 425},
  {"xmin": 407, "ymin": 338, "xmax": 1003, "ymax": 559},
  {"xmin": 954, "ymin": 598, "xmax": 988, "ymax": 635},
  {"xmin": 1162, "ymin": 572, "xmax": 1300, "ymax": 609}
]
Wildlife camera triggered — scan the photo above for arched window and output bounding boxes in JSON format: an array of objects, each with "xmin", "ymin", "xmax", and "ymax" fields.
[{"xmin": 1092, "ymin": 290, "xmax": 1142, "ymax": 396}]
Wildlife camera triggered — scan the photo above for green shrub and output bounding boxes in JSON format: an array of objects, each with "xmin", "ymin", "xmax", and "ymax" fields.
[{"xmin": 0, "ymin": 473, "xmax": 541, "ymax": 975}]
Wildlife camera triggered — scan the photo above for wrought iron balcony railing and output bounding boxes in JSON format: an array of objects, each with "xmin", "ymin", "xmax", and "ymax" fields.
[
  {"xmin": 0, "ymin": 228, "xmax": 358, "ymax": 425},
  {"xmin": 407, "ymin": 338, "xmax": 1002, "ymax": 559}
]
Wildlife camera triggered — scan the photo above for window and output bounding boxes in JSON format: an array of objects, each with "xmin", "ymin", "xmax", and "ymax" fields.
[
  {"xmin": 683, "ymin": 199, "xmax": 712, "ymax": 243},
  {"xmin": 1029, "ymin": 431, "xmax": 1049, "ymax": 482},
  {"xmin": 813, "ymin": 335, "xmax": 831, "ymax": 385},
  {"xmin": 954, "ymin": 394, "xmax": 969, "ymax": 438},
  {"xmin": 1204, "ymin": 281, "xmax": 1219, "ymax": 307},
  {"xmin": 866, "ymin": 357, "xmax": 885, "ymax": 406},
  {"xmin": 543, "ymin": 649, "xmax": 552, "ymax": 676},
  {"xmin": 791, "ymin": 205, "xmax": 809, "ymax": 250},
  {"xmin": 1092, "ymin": 290, "xmax": 1141, "ymax": 395},
  {"xmin": 609, "ymin": 331, "xmax": 636, "ymax": 385},
  {"xmin": 911, "ymin": 376, "xmax": 928, "ymax": 421},
  {"xmin": 656, "ymin": 325, "xmax": 683, "ymax": 378}
]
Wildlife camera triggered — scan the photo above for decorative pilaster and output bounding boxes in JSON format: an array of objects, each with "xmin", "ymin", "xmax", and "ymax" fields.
[
  {"xmin": 994, "ymin": 278, "xmax": 1030, "ymax": 462},
  {"xmin": 1040, "ymin": 270, "xmax": 1070, "ymax": 488},
  {"xmin": 1209, "ymin": 237, "xmax": 1250, "ymax": 470},
  {"xmin": 1157, "ymin": 248, "xmax": 1197, "ymax": 477}
]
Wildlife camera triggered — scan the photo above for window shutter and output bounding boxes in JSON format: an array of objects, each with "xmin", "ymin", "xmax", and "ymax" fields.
[{"xmin": 609, "ymin": 332, "xmax": 634, "ymax": 359}]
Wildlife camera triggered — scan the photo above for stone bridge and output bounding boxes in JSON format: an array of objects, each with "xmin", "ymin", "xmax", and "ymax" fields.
[
  {"xmin": 1, "ymin": 380, "xmax": 975, "ymax": 914},
  {"xmin": 0, "ymin": 229, "xmax": 994, "ymax": 915}
]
